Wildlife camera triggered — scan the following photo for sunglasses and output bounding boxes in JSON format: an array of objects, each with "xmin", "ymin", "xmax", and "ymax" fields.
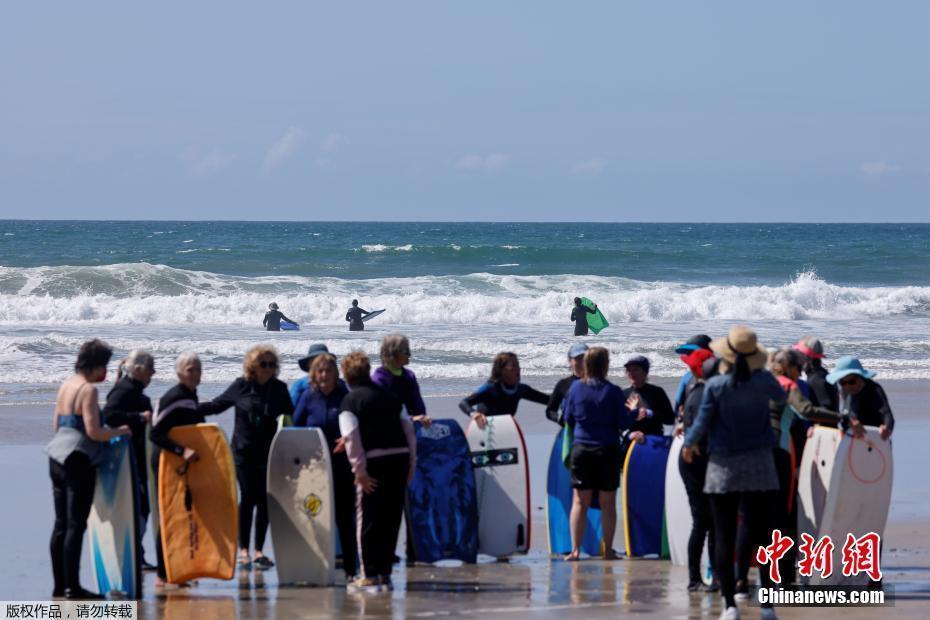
[
  {"xmin": 838, "ymin": 377, "xmax": 860, "ymax": 387},
  {"xmin": 259, "ymin": 360, "xmax": 278, "ymax": 369}
]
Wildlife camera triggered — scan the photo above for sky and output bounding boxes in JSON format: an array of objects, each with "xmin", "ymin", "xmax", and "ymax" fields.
[{"xmin": 0, "ymin": 1, "xmax": 928, "ymax": 222}]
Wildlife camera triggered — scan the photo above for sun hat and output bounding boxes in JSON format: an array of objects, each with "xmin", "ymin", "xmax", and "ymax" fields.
[
  {"xmin": 826, "ymin": 356, "xmax": 876, "ymax": 385},
  {"xmin": 793, "ymin": 336, "xmax": 824, "ymax": 360},
  {"xmin": 298, "ymin": 343, "xmax": 332, "ymax": 372},
  {"xmin": 623, "ymin": 355, "xmax": 650, "ymax": 374},
  {"xmin": 675, "ymin": 334, "xmax": 712, "ymax": 355},
  {"xmin": 568, "ymin": 343, "xmax": 589, "ymax": 359},
  {"xmin": 709, "ymin": 326, "xmax": 768, "ymax": 372}
]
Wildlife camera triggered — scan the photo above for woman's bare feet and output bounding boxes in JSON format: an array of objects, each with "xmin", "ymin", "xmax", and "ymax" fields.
[{"xmin": 563, "ymin": 551, "xmax": 581, "ymax": 561}]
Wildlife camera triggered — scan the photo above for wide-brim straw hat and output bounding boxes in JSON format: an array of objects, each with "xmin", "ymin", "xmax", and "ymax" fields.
[{"xmin": 709, "ymin": 326, "xmax": 768, "ymax": 372}]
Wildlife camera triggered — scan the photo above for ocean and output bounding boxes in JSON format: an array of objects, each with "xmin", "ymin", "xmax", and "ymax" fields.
[{"xmin": 2, "ymin": 221, "xmax": 929, "ymax": 404}]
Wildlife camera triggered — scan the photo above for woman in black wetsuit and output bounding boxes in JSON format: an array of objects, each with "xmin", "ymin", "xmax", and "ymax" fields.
[
  {"xmin": 103, "ymin": 349, "xmax": 155, "ymax": 569},
  {"xmin": 149, "ymin": 352, "xmax": 225, "ymax": 587},
  {"xmin": 204, "ymin": 345, "xmax": 294, "ymax": 569},
  {"xmin": 458, "ymin": 352, "xmax": 550, "ymax": 429}
]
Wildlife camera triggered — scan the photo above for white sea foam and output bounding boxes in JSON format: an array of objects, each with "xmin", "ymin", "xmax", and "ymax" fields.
[
  {"xmin": 1, "ymin": 263, "xmax": 928, "ymax": 387},
  {"xmin": 0, "ymin": 265, "xmax": 928, "ymax": 326}
]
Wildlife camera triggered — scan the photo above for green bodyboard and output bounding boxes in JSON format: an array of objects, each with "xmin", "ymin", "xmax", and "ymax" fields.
[{"xmin": 581, "ymin": 297, "xmax": 609, "ymax": 334}]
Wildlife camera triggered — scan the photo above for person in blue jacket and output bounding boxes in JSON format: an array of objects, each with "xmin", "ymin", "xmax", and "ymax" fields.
[
  {"xmin": 681, "ymin": 326, "xmax": 784, "ymax": 620},
  {"xmin": 291, "ymin": 352, "xmax": 357, "ymax": 581},
  {"xmin": 290, "ymin": 343, "xmax": 343, "ymax": 406},
  {"xmin": 562, "ymin": 347, "xmax": 646, "ymax": 561},
  {"xmin": 458, "ymin": 352, "xmax": 550, "ymax": 428}
]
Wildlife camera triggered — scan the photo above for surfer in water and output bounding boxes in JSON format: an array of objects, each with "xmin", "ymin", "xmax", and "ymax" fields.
[
  {"xmin": 570, "ymin": 297, "xmax": 597, "ymax": 336},
  {"xmin": 346, "ymin": 299, "xmax": 371, "ymax": 331},
  {"xmin": 458, "ymin": 352, "xmax": 550, "ymax": 429},
  {"xmin": 263, "ymin": 302, "xmax": 298, "ymax": 332}
]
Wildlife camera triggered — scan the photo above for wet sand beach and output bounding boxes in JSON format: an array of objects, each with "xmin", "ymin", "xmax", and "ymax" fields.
[{"xmin": 2, "ymin": 379, "xmax": 928, "ymax": 617}]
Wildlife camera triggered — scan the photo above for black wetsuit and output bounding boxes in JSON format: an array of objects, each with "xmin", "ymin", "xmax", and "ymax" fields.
[
  {"xmin": 102, "ymin": 377, "xmax": 152, "ymax": 561},
  {"xmin": 458, "ymin": 381, "xmax": 550, "ymax": 417},
  {"xmin": 345, "ymin": 306, "xmax": 369, "ymax": 331},
  {"xmin": 841, "ymin": 379, "xmax": 895, "ymax": 432},
  {"xmin": 570, "ymin": 304, "xmax": 596, "ymax": 336},
  {"xmin": 149, "ymin": 383, "xmax": 223, "ymax": 580},
  {"xmin": 204, "ymin": 377, "xmax": 294, "ymax": 552},
  {"xmin": 263, "ymin": 309, "xmax": 295, "ymax": 332},
  {"xmin": 546, "ymin": 375, "xmax": 581, "ymax": 424},
  {"xmin": 623, "ymin": 382, "xmax": 674, "ymax": 436},
  {"xmin": 679, "ymin": 377, "xmax": 715, "ymax": 585},
  {"xmin": 806, "ymin": 364, "xmax": 839, "ymax": 411}
]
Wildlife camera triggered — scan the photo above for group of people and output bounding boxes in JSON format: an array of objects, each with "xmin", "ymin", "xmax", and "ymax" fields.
[
  {"xmin": 47, "ymin": 328, "xmax": 894, "ymax": 618},
  {"xmin": 262, "ymin": 300, "xmax": 375, "ymax": 332}
]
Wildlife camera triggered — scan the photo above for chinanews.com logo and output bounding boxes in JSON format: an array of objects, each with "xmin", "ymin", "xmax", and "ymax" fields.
[{"xmin": 751, "ymin": 530, "xmax": 892, "ymax": 607}]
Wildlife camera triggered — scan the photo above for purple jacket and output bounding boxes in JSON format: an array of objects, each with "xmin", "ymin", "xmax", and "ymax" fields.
[{"xmin": 371, "ymin": 366, "xmax": 427, "ymax": 417}]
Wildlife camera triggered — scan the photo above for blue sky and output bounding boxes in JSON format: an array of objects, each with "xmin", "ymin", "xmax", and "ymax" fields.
[{"xmin": 1, "ymin": 2, "xmax": 928, "ymax": 221}]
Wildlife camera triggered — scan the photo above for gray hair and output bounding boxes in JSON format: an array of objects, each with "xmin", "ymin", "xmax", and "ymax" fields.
[
  {"xmin": 175, "ymin": 351, "xmax": 201, "ymax": 374},
  {"xmin": 770, "ymin": 347, "xmax": 806, "ymax": 376},
  {"xmin": 380, "ymin": 334, "xmax": 410, "ymax": 365},
  {"xmin": 122, "ymin": 349, "xmax": 155, "ymax": 380}
]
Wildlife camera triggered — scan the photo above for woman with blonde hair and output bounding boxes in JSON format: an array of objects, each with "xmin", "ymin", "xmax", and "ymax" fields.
[
  {"xmin": 204, "ymin": 345, "xmax": 293, "ymax": 569},
  {"xmin": 292, "ymin": 352, "xmax": 358, "ymax": 581},
  {"xmin": 103, "ymin": 349, "xmax": 155, "ymax": 569},
  {"xmin": 561, "ymin": 347, "xmax": 646, "ymax": 561}
]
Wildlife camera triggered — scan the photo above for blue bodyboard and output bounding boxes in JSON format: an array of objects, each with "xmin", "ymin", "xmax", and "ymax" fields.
[
  {"xmin": 280, "ymin": 321, "xmax": 299, "ymax": 331},
  {"xmin": 622, "ymin": 434, "xmax": 672, "ymax": 557},
  {"xmin": 546, "ymin": 427, "xmax": 604, "ymax": 556},
  {"xmin": 407, "ymin": 420, "xmax": 478, "ymax": 563}
]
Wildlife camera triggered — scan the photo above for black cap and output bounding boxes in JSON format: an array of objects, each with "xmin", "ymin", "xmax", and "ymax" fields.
[{"xmin": 624, "ymin": 355, "xmax": 650, "ymax": 374}]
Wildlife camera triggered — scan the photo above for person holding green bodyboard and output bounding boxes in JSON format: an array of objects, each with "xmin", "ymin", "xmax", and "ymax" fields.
[{"xmin": 572, "ymin": 297, "xmax": 609, "ymax": 335}]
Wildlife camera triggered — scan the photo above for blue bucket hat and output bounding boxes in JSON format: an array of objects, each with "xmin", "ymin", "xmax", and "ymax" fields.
[
  {"xmin": 826, "ymin": 356, "xmax": 876, "ymax": 385},
  {"xmin": 568, "ymin": 343, "xmax": 589, "ymax": 359}
]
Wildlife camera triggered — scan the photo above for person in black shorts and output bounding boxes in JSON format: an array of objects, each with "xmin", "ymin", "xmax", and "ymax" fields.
[{"xmin": 561, "ymin": 347, "xmax": 647, "ymax": 561}]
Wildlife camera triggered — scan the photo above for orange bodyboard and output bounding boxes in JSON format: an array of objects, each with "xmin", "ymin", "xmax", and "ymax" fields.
[{"xmin": 158, "ymin": 423, "xmax": 237, "ymax": 583}]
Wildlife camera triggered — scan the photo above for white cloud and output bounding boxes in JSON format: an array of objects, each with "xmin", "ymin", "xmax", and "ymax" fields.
[
  {"xmin": 263, "ymin": 126, "xmax": 306, "ymax": 174},
  {"xmin": 321, "ymin": 133, "xmax": 344, "ymax": 152},
  {"xmin": 181, "ymin": 149, "xmax": 235, "ymax": 176},
  {"xmin": 859, "ymin": 161, "xmax": 899, "ymax": 176},
  {"xmin": 454, "ymin": 153, "xmax": 510, "ymax": 171},
  {"xmin": 571, "ymin": 157, "xmax": 608, "ymax": 175}
]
